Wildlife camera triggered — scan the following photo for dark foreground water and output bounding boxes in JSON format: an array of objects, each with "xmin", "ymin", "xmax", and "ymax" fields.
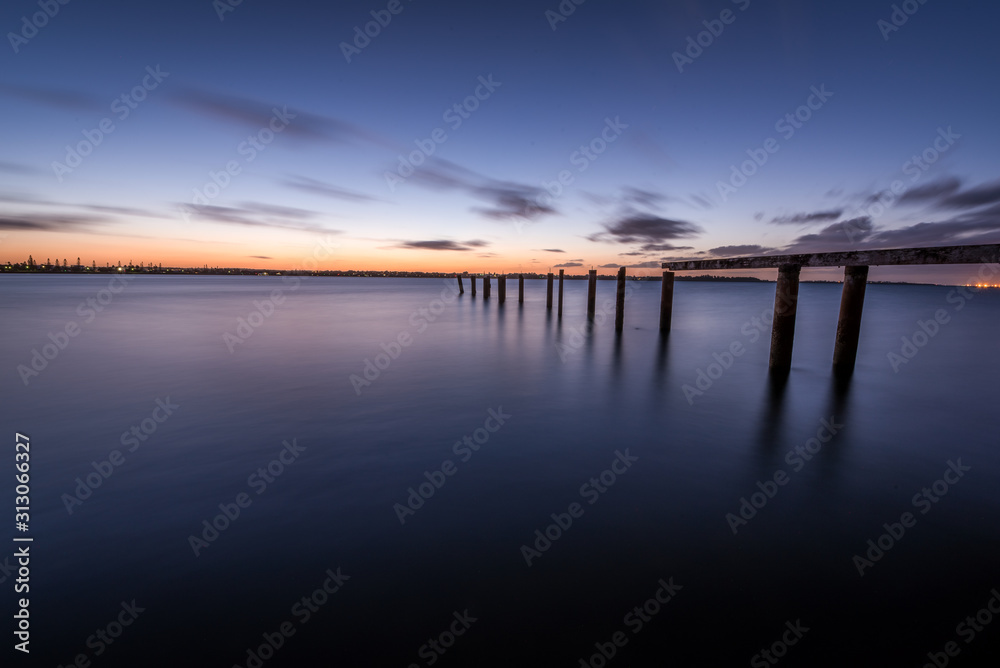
[{"xmin": 1, "ymin": 275, "xmax": 998, "ymax": 666}]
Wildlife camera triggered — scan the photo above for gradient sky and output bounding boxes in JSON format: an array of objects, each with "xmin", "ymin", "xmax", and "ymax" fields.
[{"xmin": 2, "ymin": 0, "xmax": 999, "ymax": 282}]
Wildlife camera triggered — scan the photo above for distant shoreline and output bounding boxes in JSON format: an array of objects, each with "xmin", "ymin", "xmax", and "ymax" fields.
[{"xmin": 0, "ymin": 267, "xmax": 946, "ymax": 286}]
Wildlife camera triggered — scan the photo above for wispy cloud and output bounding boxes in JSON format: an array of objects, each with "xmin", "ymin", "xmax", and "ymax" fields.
[
  {"xmin": 770, "ymin": 209, "xmax": 843, "ymax": 225},
  {"xmin": 0, "ymin": 82, "xmax": 103, "ymax": 112},
  {"xmin": 896, "ymin": 177, "xmax": 962, "ymax": 205},
  {"xmin": 0, "ymin": 213, "xmax": 105, "ymax": 231},
  {"xmin": 84, "ymin": 204, "xmax": 169, "ymax": 219},
  {"xmin": 178, "ymin": 203, "xmax": 338, "ymax": 232},
  {"xmin": 939, "ymin": 180, "xmax": 1000, "ymax": 210},
  {"xmin": 781, "ymin": 209, "xmax": 1000, "ymax": 253},
  {"xmin": 394, "ymin": 239, "xmax": 489, "ymax": 251},
  {"xmin": 708, "ymin": 244, "xmax": 778, "ymax": 256},
  {"xmin": 0, "ymin": 161, "xmax": 42, "ymax": 176},
  {"xmin": 588, "ymin": 214, "xmax": 703, "ymax": 244},
  {"xmin": 640, "ymin": 243, "xmax": 694, "ymax": 252},
  {"xmin": 170, "ymin": 87, "xmax": 393, "ymax": 147},
  {"xmin": 403, "ymin": 158, "xmax": 556, "ymax": 221},
  {"xmin": 781, "ymin": 217, "xmax": 874, "ymax": 252},
  {"xmin": 620, "ymin": 186, "xmax": 668, "ymax": 208},
  {"xmin": 554, "ymin": 261, "xmax": 582, "ymax": 267},
  {"xmin": 282, "ymin": 175, "xmax": 380, "ymax": 203},
  {"xmin": 853, "ymin": 177, "xmax": 999, "ymax": 212}
]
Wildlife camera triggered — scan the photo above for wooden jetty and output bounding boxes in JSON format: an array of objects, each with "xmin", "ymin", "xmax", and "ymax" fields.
[
  {"xmin": 664, "ymin": 243, "xmax": 1000, "ymax": 375},
  {"xmin": 451, "ymin": 243, "xmax": 997, "ymax": 377}
]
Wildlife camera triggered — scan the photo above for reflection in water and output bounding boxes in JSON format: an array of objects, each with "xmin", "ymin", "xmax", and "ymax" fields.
[
  {"xmin": 758, "ymin": 372, "xmax": 789, "ymax": 451},
  {"xmin": 1, "ymin": 276, "xmax": 997, "ymax": 666}
]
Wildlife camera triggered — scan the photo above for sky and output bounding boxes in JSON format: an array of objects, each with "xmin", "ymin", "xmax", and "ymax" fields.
[{"xmin": 1, "ymin": 0, "xmax": 999, "ymax": 283}]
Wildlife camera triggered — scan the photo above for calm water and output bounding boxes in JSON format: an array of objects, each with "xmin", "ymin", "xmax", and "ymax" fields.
[{"xmin": 1, "ymin": 275, "xmax": 998, "ymax": 666}]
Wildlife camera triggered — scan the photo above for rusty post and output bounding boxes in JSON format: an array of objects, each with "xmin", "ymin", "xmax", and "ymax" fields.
[
  {"xmin": 833, "ymin": 265, "xmax": 869, "ymax": 374},
  {"xmin": 557, "ymin": 269, "xmax": 564, "ymax": 318},
  {"xmin": 615, "ymin": 267, "xmax": 626, "ymax": 332},
  {"xmin": 768, "ymin": 263, "xmax": 801, "ymax": 374},
  {"xmin": 659, "ymin": 271, "xmax": 674, "ymax": 332},
  {"xmin": 587, "ymin": 269, "xmax": 597, "ymax": 320}
]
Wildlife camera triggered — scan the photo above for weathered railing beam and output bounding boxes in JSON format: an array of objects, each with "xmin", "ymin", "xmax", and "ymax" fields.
[{"xmin": 664, "ymin": 243, "xmax": 1000, "ymax": 271}]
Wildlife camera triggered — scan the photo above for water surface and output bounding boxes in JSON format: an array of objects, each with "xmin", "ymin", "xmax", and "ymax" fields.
[{"xmin": 1, "ymin": 275, "xmax": 998, "ymax": 666}]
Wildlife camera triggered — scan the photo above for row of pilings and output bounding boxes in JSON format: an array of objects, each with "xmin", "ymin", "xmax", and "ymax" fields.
[{"xmin": 455, "ymin": 268, "xmax": 674, "ymax": 334}]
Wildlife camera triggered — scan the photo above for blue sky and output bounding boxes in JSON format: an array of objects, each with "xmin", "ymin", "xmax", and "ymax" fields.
[{"xmin": 1, "ymin": 0, "xmax": 998, "ymax": 282}]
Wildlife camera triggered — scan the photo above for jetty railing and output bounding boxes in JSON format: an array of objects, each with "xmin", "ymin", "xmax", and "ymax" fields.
[{"xmin": 663, "ymin": 243, "xmax": 1000, "ymax": 375}]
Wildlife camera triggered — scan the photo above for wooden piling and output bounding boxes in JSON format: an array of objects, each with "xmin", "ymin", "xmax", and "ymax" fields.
[
  {"xmin": 833, "ymin": 265, "xmax": 869, "ymax": 374},
  {"xmin": 768, "ymin": 263, "xmax": 801, "ymax": 374},
  {"xmin": 587, "ymin": 269, "xmax": 597, "ymax": 320},
  {"xmin": 615, "ymin": 267, "xmax": 626, "ymax": 332},
  {"xmin": 546, "ymin": 273, "xmax": 554, "ymax": 309},
  {"xmin": 557, "ymin": 269, "xmax": 564, "ymax": 318},
  {"xmin": 457, "ymin": 274, "xmax": 464, "ymax": 295},
  {"xmin": 471, "ymin": 275, "xmax": 476, "ymax": 296},
  {"xmin": 518, "ymin": 274, "xmax": 524, "ymax": 303},
  {"xmin": 484, "ymin": 274, "xmax": 491, "ymax": 299},
  {"xmin": 659, "ymin": 271, "xmax": 674, "ymax": 332},
  {"xmin": 498, "ymin": 275, "xmax": 506, "ymax": 304}
]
